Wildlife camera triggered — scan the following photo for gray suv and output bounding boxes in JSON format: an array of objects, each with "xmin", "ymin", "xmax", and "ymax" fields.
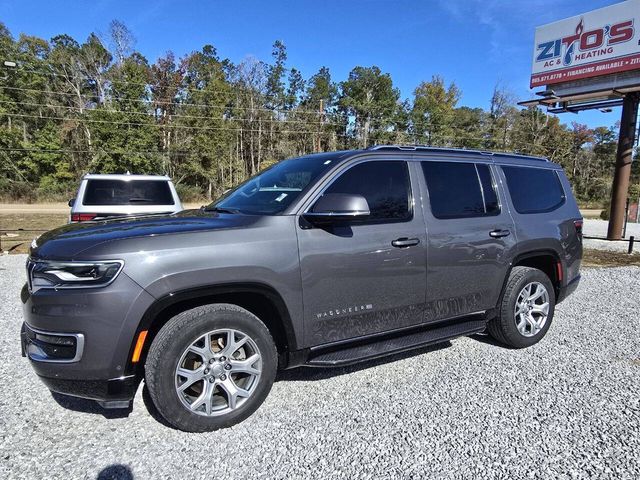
[{"xmin": 20, "ymin": 146, "xmax": 582, "ymax": 432}]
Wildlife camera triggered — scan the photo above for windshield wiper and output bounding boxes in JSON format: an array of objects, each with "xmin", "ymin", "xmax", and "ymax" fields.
[
  {"xmin": 203, "ymin": 206, "xmax": 242, "ymax": 214},
  {"xmin": 128, "ymin": 198, "xmax": 155, "ymax": 203}
]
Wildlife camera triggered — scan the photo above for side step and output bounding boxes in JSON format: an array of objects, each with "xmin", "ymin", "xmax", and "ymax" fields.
[{"xmin": 306, "ymin": 317, "xmax": 486, "ymax": 367}]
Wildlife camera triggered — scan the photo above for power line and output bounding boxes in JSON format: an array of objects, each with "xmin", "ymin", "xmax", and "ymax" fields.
[
  {"xmin": 0, "ymin": 146, "xmax": 343, "ymax": 157},
  {"xmin": 0, "ymin": 98, "xmax": 342, "ymax": 126},
  {"xmin": 0, "ymin": 89, "xmax": 565, "ymax": 155},
  {"xmin": 1, "ymin": 85, "xmax": 490, "ymax": 132},
  {"xmin": 0, "ymin": 84, "xmax": 329, "ymax": 116},
  {"xmin": 0, "ymin": 110, "xmax": 558, "ymax": 154},
  {"xmin": 0, "ymin": 146, "xmax": 188, "ymax": 156},
  {"xmin": 1, "ymin": 112, "xmax": 349, "ymax": 136},
  {"xmin": 0, "ymin": 135, "xmax": 560, "ymax": 158},
  {"xmin": 0, "ymin": 89, "xmax": 482, "ymax": 132}
]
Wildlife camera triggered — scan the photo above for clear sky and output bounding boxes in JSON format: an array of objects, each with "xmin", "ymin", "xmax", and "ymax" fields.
[{"xmin": 0, "ymin": 0, "xmax": 626, "ymax": 128}]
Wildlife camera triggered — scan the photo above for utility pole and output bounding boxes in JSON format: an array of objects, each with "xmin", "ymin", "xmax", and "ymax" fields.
[{"xmin": 607, "ymin": 92, "xmax": 639, "ymax": 240}]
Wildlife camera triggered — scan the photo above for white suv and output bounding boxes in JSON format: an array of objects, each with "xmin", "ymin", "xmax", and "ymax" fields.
[{"xmin": 68, "ymin": 174, "xmax": 183, "ymax": 222}]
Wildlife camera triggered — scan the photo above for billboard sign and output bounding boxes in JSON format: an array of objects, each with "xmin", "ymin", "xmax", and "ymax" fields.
[{"xmin": 530, "ymin": 0, "xmax": 640, "ymax": 88}]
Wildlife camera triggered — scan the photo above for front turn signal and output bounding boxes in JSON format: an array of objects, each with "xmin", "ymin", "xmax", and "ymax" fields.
[{"xmin": 131, "ymin": 330, "xmax": 148, "ymax": 363}]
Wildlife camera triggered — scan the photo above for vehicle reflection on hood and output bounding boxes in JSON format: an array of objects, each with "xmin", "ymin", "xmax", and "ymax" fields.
[{"xmin": 31, "ymin": 209, "xmax": 261, "ymax": 258}]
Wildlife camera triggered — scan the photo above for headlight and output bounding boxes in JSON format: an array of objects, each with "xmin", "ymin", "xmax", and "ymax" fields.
[{"xmin": 27, "ymin": 259, "xmax": 124, "ymax": 292}]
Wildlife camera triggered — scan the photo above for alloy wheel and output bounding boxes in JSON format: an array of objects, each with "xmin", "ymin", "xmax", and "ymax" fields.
[
  {"xmin": 174, "ymin": 329, "xmax": 262, "ymax": 416},
  {"xmin": 514, "ymin": 281, "xmax": 550, "ymax": 337}
]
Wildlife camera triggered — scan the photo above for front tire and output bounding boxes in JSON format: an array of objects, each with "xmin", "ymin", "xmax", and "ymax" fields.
[
  {"xmin": 488, "ymin": 266, "xmax": 556, "ymax": 348},
  {"xmin": 145, "ymin": 304, "xmax": 277, "ymax": 432}
]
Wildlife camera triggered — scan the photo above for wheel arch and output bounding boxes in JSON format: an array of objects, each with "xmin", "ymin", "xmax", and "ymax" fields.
[
  {"xmin": 497, "ymin": 249, "xmax": 563, "ymax": 309},
  {"xmin": 125, "ymin": 282, "xmax": 297, "ymax": 376}
]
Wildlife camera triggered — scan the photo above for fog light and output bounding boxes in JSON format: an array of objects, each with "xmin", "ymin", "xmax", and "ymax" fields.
[
  {"xmin": 35, "ymin": 333, "xmax": 76, "ymax": 346},
  {"xmin": 24, "ymin": 325, "xmax": 84, "ymax": 363}
]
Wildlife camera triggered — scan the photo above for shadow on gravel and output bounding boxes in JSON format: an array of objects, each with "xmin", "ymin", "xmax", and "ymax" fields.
[
  {"xmin": 51, "ymin": 392, "xmax": 132, "ymax": 418},
  {"xmin": 469, "ymin": 332, "xmax": 511, "ymax": 348},
  {"xmin": 276, "ymin": 341, "xmax": 452, "ymax": 382},
  {"xmin": 96, "ymin": 464, "xmax": 134, "ymax": 480},
  {"xmin": 469, "ymin": 333, "xmax": 515, "ymax": 350}
]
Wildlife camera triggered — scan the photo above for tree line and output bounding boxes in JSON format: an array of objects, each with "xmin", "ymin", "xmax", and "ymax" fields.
[{"xmin": 0, "ymin": 20, "xmax": 637, "ymax": 205}]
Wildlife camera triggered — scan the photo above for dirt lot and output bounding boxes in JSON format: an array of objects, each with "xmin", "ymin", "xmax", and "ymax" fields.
[
  {"xmin": 0, "ymin": 212, "xmax": 67, "ymax": 254},
  {"xmin": 0, "ymin": 203, "xmax": 203, "ymax": 253},
  {"xmin": 0, "ymin": 203, "xmax": 202, "ymax": 213}
]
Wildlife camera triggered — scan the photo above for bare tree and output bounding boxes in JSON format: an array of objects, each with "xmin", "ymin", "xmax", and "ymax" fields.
[
  {"xmin": 488, "ymin": 82, "xmax": 518, "ymax": 150},
  {"xmin": 108, "ymin": 20, "xmax": 135, "ymax": 64}
]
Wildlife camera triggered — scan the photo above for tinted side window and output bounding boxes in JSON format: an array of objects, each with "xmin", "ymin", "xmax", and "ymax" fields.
[
  {"xmin": 83, "ymin": 180, "xmax": 175, "ymax": 206},
  {"xmin": 322, "ymin": 161, "xmax": 411, "ymax": 222},
  {"xmin": 421, "ymin": 162, "xmax": 500, "ymax": 219},
  {"xmin": 502, "ymin": 166, "xmax": 565, "ymax": 214}
]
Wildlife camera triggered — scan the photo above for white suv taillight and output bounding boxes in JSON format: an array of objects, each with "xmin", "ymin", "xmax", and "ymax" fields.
[{"xmin": 71, "ymin": 213, "xmax": 97, "ymax": 222}]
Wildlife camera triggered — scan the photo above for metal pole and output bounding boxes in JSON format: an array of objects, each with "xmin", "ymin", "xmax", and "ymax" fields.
[
  {"xmin": 629, "ymin": 236, "xmax": 635, "ymax": 255},
  {"xmin": 623, "ymin": 197, "xmax": 629, "ymax": 238},
  {"xmin": 607, "ymin": 93, "xmax": 639, "ymax": 240}
]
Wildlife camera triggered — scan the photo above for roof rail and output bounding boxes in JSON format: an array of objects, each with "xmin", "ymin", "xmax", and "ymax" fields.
[
  {"xmin": 366, "ymin": 144, "xmax": 549, "ymax": 162},
  {"xmin": 367, "ymin": 145, "xmax": 420, "ymax": 151}
]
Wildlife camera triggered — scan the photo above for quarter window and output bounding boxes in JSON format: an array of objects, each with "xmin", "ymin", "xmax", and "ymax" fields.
[
  {"xmin": 502, "ymin": 166, "xmax": 565, "ymax": 214},
  {"xmin": 421, "ymin": 162, "xmax": 500, "ymax": 219},
  {"xmin": 321, "ymin": 161, "xmax": 412, "ymax": 222}
]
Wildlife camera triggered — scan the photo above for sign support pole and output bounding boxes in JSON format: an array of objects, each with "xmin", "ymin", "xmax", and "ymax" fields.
[{"xmin": 607, "ymin": 92, "xmax": 639, "ymax": 240}]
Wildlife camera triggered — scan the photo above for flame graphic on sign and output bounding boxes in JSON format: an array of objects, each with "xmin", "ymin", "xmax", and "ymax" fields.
[{"xmin": 564, "ymin": 19, "xmax": 585, "ymax": 66}]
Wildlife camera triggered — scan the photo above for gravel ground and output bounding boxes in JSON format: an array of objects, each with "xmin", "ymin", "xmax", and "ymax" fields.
[
  {"xmin": 1, "ymin": 254, "xmax": 639, "ymax": 479},
  {"xmin": 583, "ymin": 219, "xmax": 640, "ymax": 253}
]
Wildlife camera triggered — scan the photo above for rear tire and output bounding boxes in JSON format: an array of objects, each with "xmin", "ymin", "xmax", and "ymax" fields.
[
  {"xmin": 145, "ymin": 303, "xmax": 277, "ymax": 432},
  {"xmin": 488, "ymin": 266, "xmax": 555, "ymax": 348}
]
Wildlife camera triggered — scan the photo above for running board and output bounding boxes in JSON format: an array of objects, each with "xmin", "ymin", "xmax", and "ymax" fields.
[{"xmin": 306, "ymin": 317, "xmax": 486, "ymax": 367}]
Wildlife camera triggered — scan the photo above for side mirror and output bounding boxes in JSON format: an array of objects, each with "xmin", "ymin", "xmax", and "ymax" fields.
[
  {"xmin": 68, "ymin": 198, "xmax": 76, "ymax": 208},
  {"xmin": 304, "ymin": 193, "xmax": 370, "ymax": 224}
]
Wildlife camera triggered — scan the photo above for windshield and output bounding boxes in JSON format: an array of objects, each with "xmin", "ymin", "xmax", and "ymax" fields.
[{"xmin": 208, "ymin": 155, "xmax": 338, "ymax": 215}]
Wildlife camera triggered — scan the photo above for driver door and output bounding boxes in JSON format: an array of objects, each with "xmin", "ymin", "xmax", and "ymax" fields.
[{"xmin": 296, "ymin": 159, "xmax": 427, "ymax": 347}]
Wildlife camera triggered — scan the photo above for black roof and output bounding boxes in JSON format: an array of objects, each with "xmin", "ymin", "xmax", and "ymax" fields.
[
  {"xmin": 365, "ymin": 145, "xmax": 549, "ymax": 162},
  {"xmin": 295, "ymin": 145, "xmax": 558, "ymax": 169}
]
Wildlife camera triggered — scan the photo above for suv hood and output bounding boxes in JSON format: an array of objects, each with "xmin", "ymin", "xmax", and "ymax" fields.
[{"xmin": 31, "ymin": 209, "xmax": 261, "ymax": 259}]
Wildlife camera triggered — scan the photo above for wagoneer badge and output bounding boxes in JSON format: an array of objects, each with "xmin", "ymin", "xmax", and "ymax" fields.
[{"xmin": 316, "ymin": 304, "xmax": 373, "ymax": 319}]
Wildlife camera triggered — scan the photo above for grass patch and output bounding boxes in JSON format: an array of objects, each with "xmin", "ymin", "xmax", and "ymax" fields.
[{"xmin": 582, "ymin": 248, "xmax": 640, "ymax": 268}]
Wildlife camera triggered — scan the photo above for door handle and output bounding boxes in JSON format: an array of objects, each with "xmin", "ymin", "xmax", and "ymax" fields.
[
  {"xmin": 489, "ymin": 229, "xmax": 511, "ymax": 238},
  {"xmin": 392, "ymin": 237, "xmax": 420, "ymax": 248}
]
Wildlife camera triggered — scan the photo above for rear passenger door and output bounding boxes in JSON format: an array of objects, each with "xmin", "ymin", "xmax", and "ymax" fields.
[{"xmin": 420, "ymin": 160, "xmax": 516, "ymax": 322}]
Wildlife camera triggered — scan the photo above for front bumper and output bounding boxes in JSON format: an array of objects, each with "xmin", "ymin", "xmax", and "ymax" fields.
[
  {"xmin": 20, "ymin": 323, "xmax": 138, "ymax": 406},
  {"xmin": 20, "ymin": 271, "xmax": 155, "ymax": 404},
  {"xmin": 40, "ymin": 374, "xmax": 139, "ymax": 407}
]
